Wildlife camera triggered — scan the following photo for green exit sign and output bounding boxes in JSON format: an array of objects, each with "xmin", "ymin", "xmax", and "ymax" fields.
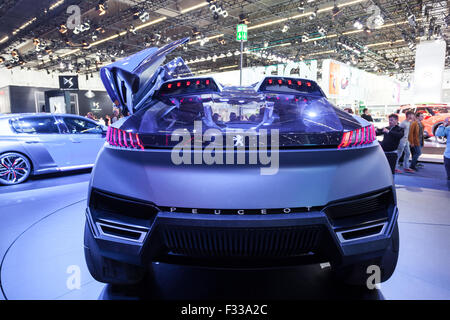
[{"xmin": 236, "ymin": 24, "xmax": 248, "ymax": 41}]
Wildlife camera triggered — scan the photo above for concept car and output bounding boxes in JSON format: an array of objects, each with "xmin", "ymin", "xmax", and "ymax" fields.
[
  {"xmin": 0, "ymin": 113, "xmax": 106, "ymax": 185},
  {"xmin": 84, "ymin": 38, "xmax": 399, "ymax": 286}
]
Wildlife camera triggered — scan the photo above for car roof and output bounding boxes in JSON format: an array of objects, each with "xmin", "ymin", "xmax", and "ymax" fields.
[{"xmin": 0, "ymin": 113, "xmax": 86, "ymax": 119}]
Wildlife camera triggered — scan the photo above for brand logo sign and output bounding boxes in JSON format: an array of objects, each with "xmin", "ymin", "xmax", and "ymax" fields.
[{"xmin": 59, "ymin": 75, "xmax": 79, "ymax": 90}]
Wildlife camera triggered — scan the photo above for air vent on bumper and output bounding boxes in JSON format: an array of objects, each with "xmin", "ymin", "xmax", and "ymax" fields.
[
  {"xmin": 335, "ymin": 222, "xmax": 387, "ymax": 243},
  {"xmin": 89, "ymin": 189, "xmax": 159, "ymax": 223},
  {"xmin": 96, "ymin": 219, "xmax": 149, "ymax": 243},
  {"xmin": 324, "ymin": 189, "xmax": 393, "ymax": 226}
]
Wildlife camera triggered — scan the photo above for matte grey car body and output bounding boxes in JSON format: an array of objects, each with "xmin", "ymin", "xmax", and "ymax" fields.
[
  {"xmin": 84, "ymin": 38, "xmax": 399, "ymax": 287},
  {"xmin": 0, "ymin": 113, "xmax": 106, "ymax": 185}
]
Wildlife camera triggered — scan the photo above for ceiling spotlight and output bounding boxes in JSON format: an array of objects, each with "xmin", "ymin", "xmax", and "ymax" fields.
[
  {"xmin": 317, "ymin": 26, "xmax": 326, "ymax": 36},
  {"xmin": 200, "ymin": 37, "xmax": 209, "ymax": 46},
  {"xmin": 264, "ymin": 41, "xmax": 269, "ymax": 48},
  {"xmin": 301, "ymin": 34, "xmax": 309, "ymax": 42},
  {"xmin": 282, "ymin": 25, "xmax": 289, "ymax": 33},
  {"xmin": 353, "ymin": 20, "xmax": 363, "ymax": 30},
  {"xmin": 11, "ymin": 49, "xmax": 19, "ymax": 58},
  {"xmin": 364, "ymin": 27, "xmax": 372, "ymax": 34},
  {"xmin": 373, "ymin": 15, "xmax": 384, "ymax": 28},
  {"xmin": 192, "ymin": 27, "xmax": 201, "ymax": 39},
  {"xmin": 58, "ymin": 24, "xmax": 67, "ymax": 34},
  {"xmin": 298, "ymin": 1, "xmax": 305, "ymax": 12},
  {"xmin": 407, "ymin": 14, "xmax": 416, "ymax": 28},
  {"xmin": 445, "ymin": 14, "xmax": 450, "ymax": 26},
  {"xmin": 239, "ymin": 13, "xmax": 249, "ymax": 24},
  {"xmin": 139, "ymin": 11, "xmax": 150, "ymax": 22},
  {"xmin": 129, "ymin": 25, "xmax": 136, "ymax": 34},
  {"xmin": 209, "ymin": 3, "xmax": 228, "ymax": 19},
  {"xmin": 97, "ymin": 1, "xmax": 107, "ymax": 16},
  {"xmin": 0, "ymin": 56, "xmax": 5, "ymax": 64},
  {"xmin": 309, "ymin": 12, "xmax": 316, "ymax": 20},
  {"xmin": 332, "ymin": 4, "xmax": 341, "ymax": 17}
]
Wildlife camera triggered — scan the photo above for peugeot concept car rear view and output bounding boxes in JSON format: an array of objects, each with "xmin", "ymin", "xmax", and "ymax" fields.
[{"xmin": 84, "ymin": 38, "xmax": 399, "ymax": 286}]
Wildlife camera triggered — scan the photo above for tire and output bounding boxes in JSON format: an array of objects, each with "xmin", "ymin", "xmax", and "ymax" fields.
[
  {"xmin": 434, "ymin": 124, "xmax": 447, "ymax": 144},
  {"xmin": 0, "ymin": 152, "xmax": 32, "ymax": 185},
  {"xmin": 332, "ymin": 222, "xmax": 399, "ymax": 286}
]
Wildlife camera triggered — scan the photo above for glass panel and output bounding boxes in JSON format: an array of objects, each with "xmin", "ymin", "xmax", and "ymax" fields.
[
  {"xmin": 12, "ymin": 116, "xmax": 59, "ymax": 134},
  {"xmin": 62, "ymin": 117, "xmax": 103, "ymax": 134}
]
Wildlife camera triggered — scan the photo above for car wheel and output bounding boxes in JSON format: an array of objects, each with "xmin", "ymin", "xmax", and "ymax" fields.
[
  {"xmin": 0, "ymin": 152, "xmax": 32, "ymax": 186},
  {"xmin": 434, "ymin": 125, "xmax": 447, "ymax": 144},
  {"xmin": 331, "ymin": 222, "xmax": 399, "ymax": 286}
]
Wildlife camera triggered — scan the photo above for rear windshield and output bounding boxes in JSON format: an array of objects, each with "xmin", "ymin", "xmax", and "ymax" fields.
[
  {"xmin": 125, "ymin": 92, "xmax": 361, "ymax": 148},
  {"xmin": 146, "ymin": 93, "xmax": 358, "ymax": 134}
]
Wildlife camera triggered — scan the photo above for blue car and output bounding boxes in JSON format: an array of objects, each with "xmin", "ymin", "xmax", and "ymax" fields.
[
  {"xmin": 84, "ymin": 38, "xmax": 399, "ymax": 286},
  {"xmin": 0, "ymin": 113, "xmax": 106, "ymax": 185}
]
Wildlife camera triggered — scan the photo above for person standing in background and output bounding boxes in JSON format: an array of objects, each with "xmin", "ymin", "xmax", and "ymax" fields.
[
  {"xmin": 396, "ymin": 111, "xmax": 415, "ymax": 173},
  {"xmin": 376, "ymin": 114, "xmax": 404, "ymax": 174},
  {"xmin": 104, "ymin": 114, "xmax": 111, "ymax": 126},
  {"xmin": 361, "ymin": 108, "xmax": 374, "ymax": 122},
  {"xmin": 435, "ymin": 117, "xmax": 450, "ymax": 180},
  {"xmin": 409, "ymin": 112, "xmax": 425, "ymax": 171},
  {"xmin": 111, "ymin": 107, "xmax": 121, "ymax": 124},
  {"xmin": 86, "ymin": 112, "xmax": 95, "ymax": 120}
]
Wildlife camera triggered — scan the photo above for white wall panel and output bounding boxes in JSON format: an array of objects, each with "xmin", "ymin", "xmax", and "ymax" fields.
[{"xmin": 413, "ymin": 40, "xmax": 446, "ymax": 103}]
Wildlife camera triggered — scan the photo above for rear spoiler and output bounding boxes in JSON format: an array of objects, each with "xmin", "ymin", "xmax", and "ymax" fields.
[{"xmin": 100, "ymin": 37, "xmax": 190, "ymax": 115}]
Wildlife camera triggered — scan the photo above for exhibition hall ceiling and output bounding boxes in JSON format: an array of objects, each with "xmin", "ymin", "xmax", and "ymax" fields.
[{"xmin": 0, "ymin": 0, "xmax": 448, "ymax": 76}]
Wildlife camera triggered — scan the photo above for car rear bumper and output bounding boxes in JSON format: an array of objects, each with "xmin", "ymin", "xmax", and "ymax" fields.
[{"xmin": 84, "ymin": 188, "xmax": 399, "ymax": 280}]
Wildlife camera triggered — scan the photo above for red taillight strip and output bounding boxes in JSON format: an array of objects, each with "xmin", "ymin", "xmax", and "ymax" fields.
[
  {"xmin": 129, "ymin": 132, "xmax": 135, "ymax": 148},
  {"xmin": 123, "ymin": 130, "xmax": 128, "ymax": 147},
  {"xmin": 339, "ymin": 125, "xmax": 376, "ymax": 149},
  {"xmin": 105, "ymin": 127, "xmax": 153, "ymax": 151},
  {"xmin": 338, "ymin": 132, "xmax": 350, "ymax": 149},
  {"xmin": 359, "ymin": 127, "xmax": 365, "ymax": 145},
  {"xmin": 352, "ymin": 128, "xmax": 360, "ymax": 146},
  {"xmin": 112, "ymin": 128, "xmax": 117, "ymax": 146},
  {"xmin": 364, "ymin": 127, "xmax": 370, "ymax": 144},
  {"xmin": 118, "ymin": 129, "xmax": 123, "ymax": 147},
  {"xmin": 135, "ymin": 133, "xmax": 144, "ymax": 150},
  {"xmin": 106, "ymin": 127, "xmax": 145, "ymax": 150},
  {"xmin": 344, "ymin": 131, "xmax": 353, "ymax": 147}
]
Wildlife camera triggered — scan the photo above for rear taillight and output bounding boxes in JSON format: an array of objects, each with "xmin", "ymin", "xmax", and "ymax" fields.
[
  {"xmin": 338, "ymin": 124, "xmax": 376, "ymax": 149},
  {"xmin": 106, "ymin": 127, "xmax": 144, "ymax": 150}
]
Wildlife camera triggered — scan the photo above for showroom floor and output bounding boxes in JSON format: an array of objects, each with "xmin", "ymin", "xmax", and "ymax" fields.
[{"xmin": 0, "ymin": 164, "xmax": 449, "ymax": 300}]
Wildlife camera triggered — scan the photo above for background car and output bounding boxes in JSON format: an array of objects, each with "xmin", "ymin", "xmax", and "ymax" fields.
[
  {"xmin": 0, "ymin": 113, "xmax": 106, "ymax": 185},
  {"xmin": 396, "ymin": 104, "xmax": 449, "ymax": 143}
]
